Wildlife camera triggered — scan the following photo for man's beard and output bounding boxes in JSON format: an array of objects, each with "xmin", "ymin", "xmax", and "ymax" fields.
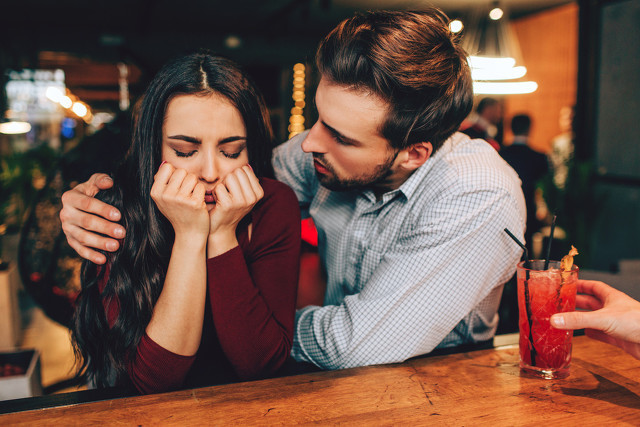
[{"xmin": 313, "ymin": 150, "xmax": 398, "ymax": 192}]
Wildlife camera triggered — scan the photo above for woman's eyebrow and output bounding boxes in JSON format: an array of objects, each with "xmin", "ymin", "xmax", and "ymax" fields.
[
  {"xmin": 168, "ymin": 135, "xmax": 201, "ymax": 144},
  {"xmin": 219, "ymin": 136, "xmax": 247, "ymax": 145}
]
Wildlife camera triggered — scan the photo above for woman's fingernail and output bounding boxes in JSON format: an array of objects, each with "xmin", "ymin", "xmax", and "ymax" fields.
[
  {"xmin": 106, "ymin": 241, "xmax": 118, "ymax": 251},
  {"xmin": 247, "ymin": 164, "xmax": 253, "ymax": 170},
  {"xmin": 114, "ymin": 227, "xmax": 125, "ymax": 238},
  {"xmin": 160, "ymin": 161, "xmax": 167, "ymax": 166}
]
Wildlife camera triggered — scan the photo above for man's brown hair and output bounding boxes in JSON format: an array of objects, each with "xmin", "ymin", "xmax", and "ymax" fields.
[{"xmin": 316, "ymin": 9, "xmax": 473, "ymax": 151}]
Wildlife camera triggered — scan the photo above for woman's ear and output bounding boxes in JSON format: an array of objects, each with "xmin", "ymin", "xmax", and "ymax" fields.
[{"xmin": 399, "ymin": 142, "xmax": 433, "ymax": 171}]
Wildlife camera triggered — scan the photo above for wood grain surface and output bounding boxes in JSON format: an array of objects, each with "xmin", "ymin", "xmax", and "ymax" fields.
[{"xmin": 2, "ymin": 336, "xmax": 639, "ymax": 425}]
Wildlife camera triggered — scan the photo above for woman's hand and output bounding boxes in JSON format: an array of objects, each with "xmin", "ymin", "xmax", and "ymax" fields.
[
  {"xmin": 151, "ymin": 163, "xmax": 209, "ymax": 239},
  {"xmin": 208, "ymin": 165, "xmax": 264, "ymax": 257}
]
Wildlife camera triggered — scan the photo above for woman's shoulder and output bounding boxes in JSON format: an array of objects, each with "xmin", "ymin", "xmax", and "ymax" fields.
[
  {"xmin": 257, "ymin": 178, "xmax": 299, "ymax": 209},
  {"xmin": 251, "ymin": 178, "xmax": 300, "ymax": 226}
]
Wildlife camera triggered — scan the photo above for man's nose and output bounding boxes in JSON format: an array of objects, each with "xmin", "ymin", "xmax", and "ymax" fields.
[{"xmin": 301, "ymin": 121, "xmax": 326, "ymax": 154}]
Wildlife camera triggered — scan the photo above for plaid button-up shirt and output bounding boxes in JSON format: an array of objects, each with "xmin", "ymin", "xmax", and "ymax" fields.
[{"xmin": 274, "ymin": 131, "xmax": 526, "ymax": 370}]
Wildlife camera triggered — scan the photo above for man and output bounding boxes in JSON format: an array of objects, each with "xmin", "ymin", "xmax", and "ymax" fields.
[
  {"xmin": 500, "ymin": 114, "xmax": 549, "ymax": 254},
  {"xmin": 60, "ymin": 9, "xmax": 525, "ymax": 370},
  {"xmin": 460, "ymin": 97, "xmax": 502, "ymax": 150}
]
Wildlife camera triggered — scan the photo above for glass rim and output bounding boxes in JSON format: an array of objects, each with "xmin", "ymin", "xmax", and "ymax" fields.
[{"xmin": 517, "ymin": 260, "xmax": 579, "ymax": 272}]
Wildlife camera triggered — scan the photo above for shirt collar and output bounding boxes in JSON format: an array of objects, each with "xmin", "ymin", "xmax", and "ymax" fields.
[
  {"xmin": 512, "ymin": 135, "xmax": 528, "ymax": 145},
  {"xmin": 370, "ymin": 132, "xmax": 459, "ymax": 202}
]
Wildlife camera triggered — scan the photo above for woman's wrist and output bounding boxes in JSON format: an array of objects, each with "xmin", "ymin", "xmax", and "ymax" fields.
[
  {"xmin": 207, "ymin": 229, "xmax": 238, "ymax": 258},
  {"xmin": 174, "ymin": 231, "xmax": 208, "ymax": 251}
]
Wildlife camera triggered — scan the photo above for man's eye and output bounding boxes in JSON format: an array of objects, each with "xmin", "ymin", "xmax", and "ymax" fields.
[
  {"xmin": 332, "ymin": 134, "xmax": 351, "ymax": 146},
  {"xmin": 174, "ymin": 149, "xmax": 197, "ymax": 158}
]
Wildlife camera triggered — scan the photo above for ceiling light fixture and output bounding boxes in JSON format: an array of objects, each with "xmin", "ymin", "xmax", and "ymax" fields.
[
  {"xmin": 449, "ymin": 19, "xmax": 464, "ymax": 33},
  {"xmin": 462, "ymin": 2, "xmax": 537, "ymax": 95},
  {"xmin": 0, "ymin": 121, "xmax": 32, "ymax": 135}
]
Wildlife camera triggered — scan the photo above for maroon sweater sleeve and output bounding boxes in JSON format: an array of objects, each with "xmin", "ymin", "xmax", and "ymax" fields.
[
  {"xmin": 207, "ymin": 179, "xmax": 301, "ymax": 380},
  {"xmin": 99, "ymin": 263, "xmax": 197, "ymax": 394}
]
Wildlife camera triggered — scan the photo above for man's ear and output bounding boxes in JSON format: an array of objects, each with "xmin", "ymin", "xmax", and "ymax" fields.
[{"xmin": 399, "ymin": 142, "xmax": 433, "ymax": 171}]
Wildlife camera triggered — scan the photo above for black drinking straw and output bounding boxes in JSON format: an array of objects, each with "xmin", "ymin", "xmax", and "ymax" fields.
[
  {"xmin": 504, "ymin": 228, "xmax": 536, "ymax": 366},
  {"xmin": 544, "ymin": 215, "xmax": 557, "ymax": 270},
  {"xmin": 504, "ymin": 228, "xmax": 528, "ymax": 263}
]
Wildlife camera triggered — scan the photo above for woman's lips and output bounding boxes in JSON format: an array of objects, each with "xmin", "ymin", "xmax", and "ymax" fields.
[{"xmin": 204, "ymin": 192, "xmax": 215, "ymax": 203}]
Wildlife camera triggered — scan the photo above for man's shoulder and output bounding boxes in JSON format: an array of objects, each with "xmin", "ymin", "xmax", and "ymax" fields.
[
  {"xmin": 440, "ymin": 133, "xmax": 514, "ymax": 178},
  {"xmin": 419, "ymin": 133, "xmax": 522, "ymax": 200}
]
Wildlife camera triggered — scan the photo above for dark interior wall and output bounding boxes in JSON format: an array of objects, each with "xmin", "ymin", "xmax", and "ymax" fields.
[
  {"xmin": 582, "ymin": 0, "xmax": 640, "ymax": 270},
  {"xmin": 595, "ymin": 0, "xmax": 640, "ymax": 180}
]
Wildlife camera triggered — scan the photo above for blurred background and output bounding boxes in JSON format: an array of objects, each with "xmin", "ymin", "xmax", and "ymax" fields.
[{"xmin": 0, "ymin": 0, "xmax": 639, "ymax": 398}]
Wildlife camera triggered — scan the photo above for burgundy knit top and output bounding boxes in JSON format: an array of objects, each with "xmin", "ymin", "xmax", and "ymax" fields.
[{"xmin": 100, "ymin": 178, "xmax": 301, "ymax": 394}]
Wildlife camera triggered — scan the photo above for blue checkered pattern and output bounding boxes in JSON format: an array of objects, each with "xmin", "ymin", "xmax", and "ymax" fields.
[{"xmin": 274, "ymin": 131, "xmax": 526, "ymax": 370}]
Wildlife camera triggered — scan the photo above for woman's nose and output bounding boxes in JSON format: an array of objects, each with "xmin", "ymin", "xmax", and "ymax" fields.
[{"xmin": 200, "ymin": 152, "xmax": 219, "ymax": 184}]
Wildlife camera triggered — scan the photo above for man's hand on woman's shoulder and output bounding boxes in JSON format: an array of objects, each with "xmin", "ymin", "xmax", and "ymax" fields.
[{"xmin": 60, "ymin": 173, "xmax": 126, "ymax": 264}]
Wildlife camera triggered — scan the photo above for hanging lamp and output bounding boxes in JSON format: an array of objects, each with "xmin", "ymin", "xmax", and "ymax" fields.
[{"xmin": 462, "ymin": 2, "xmax": 538, "ymax": 95}]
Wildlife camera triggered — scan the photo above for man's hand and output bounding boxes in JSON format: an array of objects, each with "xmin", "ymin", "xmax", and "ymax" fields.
[
  {"xmin": 60, "ymin": 173, "xmax": 126, "ymax": 264},
  {"xmin": 551, "ymin": 280, "xmax": 640, "ymax": 359}
]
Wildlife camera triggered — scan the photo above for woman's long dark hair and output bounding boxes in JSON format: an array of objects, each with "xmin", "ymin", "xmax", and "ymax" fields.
[{"xmin": 71, "ymin": 52, "xmax": 275, "ymax": 388}]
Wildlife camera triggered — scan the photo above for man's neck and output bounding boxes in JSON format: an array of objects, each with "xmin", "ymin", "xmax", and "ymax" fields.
[{"xmin": 372, "ymin": 167, "xmax": 417, "ymax": 200}]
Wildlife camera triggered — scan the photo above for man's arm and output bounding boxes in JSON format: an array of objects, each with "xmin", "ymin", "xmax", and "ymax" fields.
[
  {"xmin": 59, "ymin": 173, "xmax": 126, "ymax": 264},
  {"xmin": 292, "ymin": 187, "xmax": 525, "ymax": 370}
]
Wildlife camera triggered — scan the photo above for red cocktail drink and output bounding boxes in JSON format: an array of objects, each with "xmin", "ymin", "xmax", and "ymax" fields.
[{"xmin": 517, "ymin": 260, "xmax": 578, "ymax": 379}]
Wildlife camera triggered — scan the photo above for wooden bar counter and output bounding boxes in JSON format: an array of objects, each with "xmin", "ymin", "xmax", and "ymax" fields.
[{"xmin": 2, "ymin": 335, "xmax": 639, "ymax": 425}]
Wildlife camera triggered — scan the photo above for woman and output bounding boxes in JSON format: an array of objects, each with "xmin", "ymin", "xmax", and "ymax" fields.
[{"xmin": 71, "ymin": 52, "xmax": 301, "ymax": 394}]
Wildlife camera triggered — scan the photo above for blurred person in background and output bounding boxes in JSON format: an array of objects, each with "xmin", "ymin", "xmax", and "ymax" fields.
[
  {"xmin": 500, "ymin": 114, "xmax": 549, "ymax": 254},
  {"xmin": 460, "ymin": 97, "xmax": 502, "ymax": 150}
]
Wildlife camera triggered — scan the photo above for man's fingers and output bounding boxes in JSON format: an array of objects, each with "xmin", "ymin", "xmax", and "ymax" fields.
[
  {"xmin": 66, "ymin": 235, "xmax": 108, "ymax": 265},
  {"xmin": 62, "ymin": 189, "xmax": 121, "ymax": 221},
  {"xmin": 95, "ymin": 174, "xmax": 115, "ymax": 190},
  {"xmin": 66, "ymin": 221, "xmax": 121, "ymax": 251},
  {"xmin": 61, "ymin": 203, "xmax": 125, "ymax": 240},
  {"xmin": 74, "ymin": 173, "xmax": 111, "ymax": 197}
]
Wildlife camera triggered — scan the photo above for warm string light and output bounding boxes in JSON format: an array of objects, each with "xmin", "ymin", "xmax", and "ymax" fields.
[
  {"xmin": 288, "ymin": 63, "xmax": 306, "ymax": 139},
  {"xmin": 45, "ymin": 86, "xmax": 93, "ymax": 123}
]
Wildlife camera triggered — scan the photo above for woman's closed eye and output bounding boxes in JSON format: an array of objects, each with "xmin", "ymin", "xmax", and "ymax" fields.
[
  {"xmin": 221, "ymin": 148, "xmax": 244, "ymax": 159},
  {"xmin": 174, "ymin": 149, "xmax": 197, "ymax": 158}
]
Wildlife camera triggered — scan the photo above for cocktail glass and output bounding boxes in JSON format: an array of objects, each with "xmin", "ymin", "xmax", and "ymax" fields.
[{"xmin": 517, "ymin": 260, "xmax": 578, "ymax": 379}]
